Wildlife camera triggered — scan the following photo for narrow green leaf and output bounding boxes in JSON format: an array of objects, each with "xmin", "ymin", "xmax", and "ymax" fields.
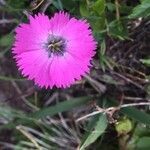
[
  {"xmin": 105, "ymin": 99, "xmax": 150, "ymax": 125},
  {"xmin": 140, "ymin": 59, "xmax": 150, "ymax": 66},
  {"xmin": 31, "ymin": 97, "xmax": 91, "ymax": 119},
  {"xmin": 106, "ymin": 2, "xmax": 115, "ymax": 12},
  {"xmin": 52, "ymin": 0, "xmax": 63, "ymax": 10},
  {"xmin": 108, "ymin": 19, "xmax": 128, "ymax": 40},
  {"xmin": 136, "ymin": 137, "xmax": 150, "ymax": 150},
  {"xmin": 129, "ymin": 0, "xmax": 150, "ymax": 18},
  {"xmin": 0, "ymin": 97, "xmax": 92, "ymax": 130},
  {"xmin": 100, "ymin": 40, "xmax": 106, "ymax": 55},
  {"xmin": 79, "ymin": 0, "xmax": 90, "ymax": 17},
  {"xmin": 57, "ymin": 0, "xmax": 63, "ymax": 10},
  {"xmin": 92, "ymin": 0, "xmax": 106, "ymax": 16},
  {"xmin": 121, "ymin": 107, "xmax": 150, "ymax": 125},
  {"xmin": 80, "ymin": 114, "xmax": 108, "ymax": 150},
  {"xmin": 90, "ymin": 16, "xmax": 106, "ymax": 32}
]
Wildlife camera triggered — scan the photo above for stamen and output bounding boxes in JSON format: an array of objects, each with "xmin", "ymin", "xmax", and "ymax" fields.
[{"xmin": 45, "ymin": 35, "xmax": 66, "ymax": 57}]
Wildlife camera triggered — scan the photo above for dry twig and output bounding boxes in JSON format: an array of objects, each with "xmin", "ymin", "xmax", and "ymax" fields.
[
  {"xmin": 85, "ymin": 75, "xmax": 106, "ymax": 94},
  {"xmin": 40, "ymin": 0, "xmax": 53, "ymax": 13},
  {"xmin": 76, "ymin": 102, "xmax": 150, "ymax": 122}
]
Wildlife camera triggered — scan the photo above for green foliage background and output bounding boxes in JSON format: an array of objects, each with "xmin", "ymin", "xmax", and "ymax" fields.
[{"xmin": 0, "ymin": 0, "xmax": 150, "ymax": 150}]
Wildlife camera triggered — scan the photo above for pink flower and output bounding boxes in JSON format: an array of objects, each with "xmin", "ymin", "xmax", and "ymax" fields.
[{"xmin": 12, "ymin": 12, "xmax": 97, "ymax": 88}]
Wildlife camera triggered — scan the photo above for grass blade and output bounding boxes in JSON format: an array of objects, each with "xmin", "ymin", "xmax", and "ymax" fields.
[{"xmin": 31, "ymin": 96, "xmax": 92, "ymax": 119}]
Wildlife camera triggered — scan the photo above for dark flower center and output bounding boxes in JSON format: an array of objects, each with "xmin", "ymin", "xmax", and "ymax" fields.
[{"xmin": 45, "ymin": 35, "xmax": 66, "ymax": 57}]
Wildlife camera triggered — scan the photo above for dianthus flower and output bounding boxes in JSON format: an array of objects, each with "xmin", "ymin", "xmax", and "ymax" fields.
[{"xmin": 12, "ymin": 12, "xmax": 97, "ymax": 88}]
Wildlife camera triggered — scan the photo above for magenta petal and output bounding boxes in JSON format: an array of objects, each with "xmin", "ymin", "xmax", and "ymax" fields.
[{"xmin": 12, "ymin": 11, "xmax": 97, "ymax": 89}]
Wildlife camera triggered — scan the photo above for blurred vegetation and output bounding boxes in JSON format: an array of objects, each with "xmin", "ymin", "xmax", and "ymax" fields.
[{"xmin": 0, "ymin": 0, "xmax": 150, "ymax": 150}]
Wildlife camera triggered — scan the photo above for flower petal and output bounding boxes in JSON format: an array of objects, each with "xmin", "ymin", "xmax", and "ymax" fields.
[{"xmin": 12, "ymin": 12, "xmax": 97, "ymax": 88}]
